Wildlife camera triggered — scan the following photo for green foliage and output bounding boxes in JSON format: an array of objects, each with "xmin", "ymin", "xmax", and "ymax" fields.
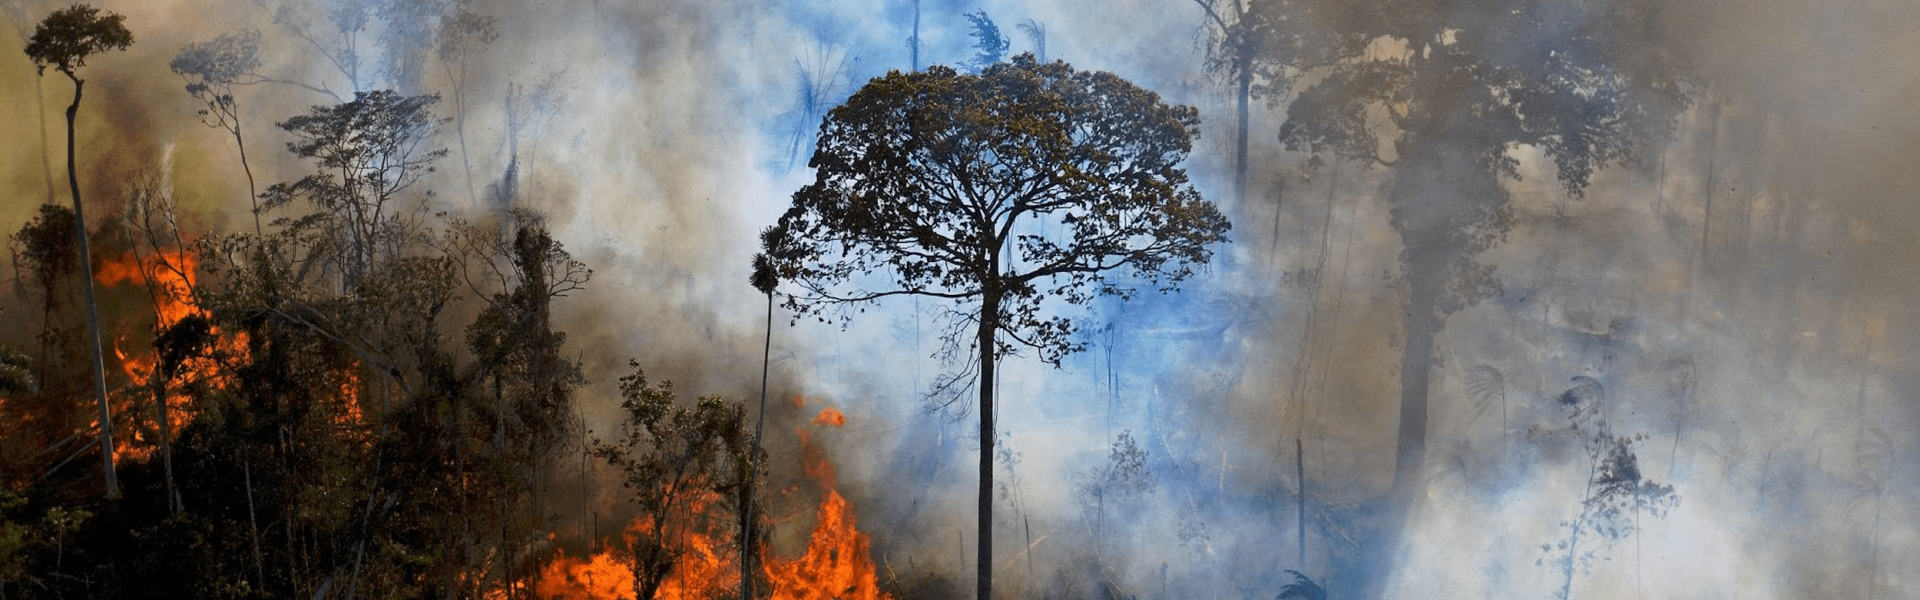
[
  {"xmin": 593, "ymin": 361, "xmax": 753, "ymax": 600},
  {"xmin": 0, "ymin": 346, "xmax": 31, "ymax": 395},
  {"xmin": 0, "ymin": 487, "xmax": 93, "ymax": 598},
  {"xmin": 23, "ymin": 4, "xmax": 132, "ymax": 77},
  {"xmin": 10, "ymin": 205, "xmax": 79, "ymax": 324},
  {"xmin": 763, "ymin": 53, "xmax": 1230, "ymax": 366}
]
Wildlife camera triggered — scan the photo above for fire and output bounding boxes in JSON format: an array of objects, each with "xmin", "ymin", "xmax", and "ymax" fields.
[
  {"xmin": 92, "ymin": 248, "xmax": 248, "ymax": 464},
  {"xmin": 536, "ymin": 550, "xmax": 634, "ymax": 600},
  {"xmin": 96, "ymin": 249, "xmax": 200, "ymax": 330},
  {"xmin": 535, "ymin": 408, "xmax": 890, "ymax": 600},
  {"xmin": 762, "ymin": 489, "xmax": 886, "ymax": 600},
  {"xmin": 536, "ymin": 487, "xmax": 737, "ymax": 600},
  {"xmin": 811, "ymin": 408, "xmax": 845, "ymax": 427}
]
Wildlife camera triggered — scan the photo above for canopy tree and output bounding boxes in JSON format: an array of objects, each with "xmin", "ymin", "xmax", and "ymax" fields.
[
  {"xmin": 760, "ymin": 53, "xmax": 1230, "ymax": 600},
  {"xmin": 1190, "ymin": 0, "xmax": 1337, "ymax": 207},
  {"xmin": 24, "ymin": 2, "xmax": 134, "ymax": 499},
  {"xmin": 1259, "ymin": 0, "xmax": 1692, "ymax": 594}
]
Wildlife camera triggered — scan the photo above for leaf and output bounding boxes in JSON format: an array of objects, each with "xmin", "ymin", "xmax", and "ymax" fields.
[{"xmin": 1465, "ymin": 364, "xmax": 1505, "ymax": 426}]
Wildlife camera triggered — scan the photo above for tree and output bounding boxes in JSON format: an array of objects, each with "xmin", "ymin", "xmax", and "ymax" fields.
[
  {"xmin": 760, "ymin": 54, "xmax": 1230, "ymax": 600},
  {"xmin": 962, "ymin": 10, "xmax": 1010, "ymax": 72},
  {"xmin": 1536, "ymin": 378, "xmax": 1678, "ymax": 600},
  {"xmin": 744, "ymin": 255, "xmax": 779, "ymax": 600},
  {"xmin": 433, "ymin": 1, "xmax": 498, "ymax": 204},
  {"xmin": 260, "ymin": 89, "xmax": 448, "ymax": 294},
  {"xmin": 1015, "ymin": 19, "xmax": 1046, "ymax": 64},
  {"xmin": 1072, "ymin": 431, "xmax": 1153, "ymax": 571},
  {"xmin": 592, "ymin": 363, "xmax": 751, "ymax": 600},
  {"xmin": 24, "ymin": 2, "xmax": 134, "ymax": 500},
  {"xmin": 1258, "ymin": 1, "xmax": 1691, "ymax": 594},
  {"xmin": 1189, "ymin": 0, "xmax": 1341, "ymax": 207},
  {"xmin": 171, "ymin": 29, "xmax": 267, "ymax": 236}
]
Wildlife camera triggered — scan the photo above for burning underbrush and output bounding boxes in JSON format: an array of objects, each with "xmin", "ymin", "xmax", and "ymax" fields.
[{"xmin": 537, "ymin": 404, "xmax": 891, "ymax": 600}]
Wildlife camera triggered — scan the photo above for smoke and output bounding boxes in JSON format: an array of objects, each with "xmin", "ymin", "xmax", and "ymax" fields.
[{"xmin": 2, "ymin": 0, "xmax": 1916, "ymax": 598}]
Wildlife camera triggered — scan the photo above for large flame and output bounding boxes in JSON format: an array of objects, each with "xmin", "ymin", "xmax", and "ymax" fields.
[
  {"xmin": 93, "ymin": 248, "xmax": 247, "ymax": 463},
  {"xmin": 535, "ymin": 405, "xmax": 890, "ymax": 600}
]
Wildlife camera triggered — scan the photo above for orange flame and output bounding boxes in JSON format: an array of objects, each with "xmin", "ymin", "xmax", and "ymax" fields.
[
  {"xmin": 92, "ymin": 248, "xmax": 249, "ymax": 464},
  {"xmin": 534, "ymin": 407, "xmax": 890, "ymax": 600},
  {"xmin": 811, "ymin": 408, "xmax": 845, "ymax": 427},
  {"xmin": 536, "ymin": 549, "xmax": 635, "ymax": 600},
  {"xmin": 96, "ymin": 249, "xmax": 200, "ymax": 330}
]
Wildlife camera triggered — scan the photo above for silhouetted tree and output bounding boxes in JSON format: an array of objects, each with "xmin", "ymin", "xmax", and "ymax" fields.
[
  {"xmin": 1015, "ymin": 18, "xmax": 1046, "ymax": 64},
  {"xmin": 434, "ymin": 1, "xmax": 498, "ymax": 204},
  {"xmin": 1072, "ymin": 431, "xmax": 1153, "ymax": 570},
  {"xmin": 784, "ymin": 45, "xmax": 851, "ymax": 172},
  {"xmin": 1537, "ymin": 378, "xmax": 1677, "ymax": 600},
  {"xmin": 761, "ymin": 54, "xmax": 1230, "ymax": 600},
  {"xmin": 744, "ymin": 254, "xmax": 780, "ymax": 600},
  {"xmin": 24, "ymin": 2, "xmax": 134, "ymax": 500},
  {"xmin": 171, "ymin": 29, "xmax": 267, "ymax": 236},
  {"xmin": 1276, "ymin": 570, "xmax": 1326, "ymax": 600},
  {"xmin": 963, "ymin": 10, "xmax": 1010, "ymax": 72},
  {"xmin": 1190, "ymin": 0, "xmax": 1341, "ymax": 207},
  {"xmin": 260, "ymin": 90, "xmax": 448, "ymax": 294},
  {"xmin": 907, "ymin": 0, "xmax": 922, "ymax": 71},
  {"xmin": 1259, "ymin": 2, "xmax": 1692, "ymax": 594}
]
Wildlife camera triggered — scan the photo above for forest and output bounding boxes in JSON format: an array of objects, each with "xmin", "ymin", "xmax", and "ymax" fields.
[{"xmin": 0, "ymin": 1, "xmax": 1915, "ymax": 600}]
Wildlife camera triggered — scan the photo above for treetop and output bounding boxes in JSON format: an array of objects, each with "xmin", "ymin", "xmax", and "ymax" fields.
[
  {"xmin": 24, "ymin": 4, "xmax": 133, "ymax": 77},
  {"xmin": 763, "ymin": 53, "xmax": 1230, "ymax": 364}
]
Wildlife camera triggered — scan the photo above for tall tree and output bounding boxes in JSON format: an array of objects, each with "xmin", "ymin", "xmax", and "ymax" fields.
[
  {"xmin": 261, "ymin": 90, "xmax": 449, "ymax": 294},
  {"xmin": 744, "ymin": 255, "xmax": 779, "ymax": 600},
  {"xmin": 1191, "ymin": 0, "xmax": 1342, "ymax": 207},
  {"xmin": 761, "ymin": 54, "xmax": 1230, "ymax": 600},
  {"xmin": 1262, "ymin": 0, "xmax": 1691, "ymax": 595},
  {"xmin": 171, "ymin": 29, "xmax": 267, "ymax": 236},
  {"xmin": 24, "ymin": 3, "xmax": 134, "ymax": 500},
  {"xmin": 434, "ymin": 1, "xmax": 498, "ymax": 204}
]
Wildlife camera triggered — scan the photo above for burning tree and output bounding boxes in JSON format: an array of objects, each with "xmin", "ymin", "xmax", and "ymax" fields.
[
  {"xmin": 760, "ymin": 54, "xmax": 1230, "ymax": 600},
  {"xmin": 592, "ymin": 362, "xmax": 754, "ymax": 600}
]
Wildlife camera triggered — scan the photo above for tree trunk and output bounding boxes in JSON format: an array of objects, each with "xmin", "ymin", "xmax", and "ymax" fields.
[
  {"xmin": 1235, "ymin": 57, "xmax": 1250, "ymax": 208},
  {"xmin": 745, "ymin": 291, "xmax": 773, "ymax": 600},
  {"xmin": 63, "ymin": 74, "xmax": 118, "ymax": 499},
  {"xmin": 1353, "ymin": 91, "xmax": 1503, "ymax": 598},
  {"xmin": 232, "ymin": 113, "xmax": 262, "ymax": 237},
  {"xmin": 154, "ymin": 369, "xmax": 178, "ymax": 515},
  {"xmin": 976, "ymin": 285, "xmax": 1000, "ymax": 600}
]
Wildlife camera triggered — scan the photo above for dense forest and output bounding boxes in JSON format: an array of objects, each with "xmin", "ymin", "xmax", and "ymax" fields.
[{"xmin": 1, "ymin": 1, "xmax": 1915, "ymax": 600}]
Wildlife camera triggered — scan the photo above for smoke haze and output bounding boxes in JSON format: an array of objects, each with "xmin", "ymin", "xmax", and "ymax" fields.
[{"xmin": 2, "ymin": 0, "xmax": 1914, "ymax": 598}]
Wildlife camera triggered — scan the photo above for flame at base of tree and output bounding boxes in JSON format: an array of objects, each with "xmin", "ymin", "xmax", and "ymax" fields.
[
  {"xmin": 761, "ymin": 488, "xmax": 887, "ymax": 600},
  {"xmin": 536, "ymin": 411, "xmax": 889, "ymax": 600},
  {"xmin": 93, "ymin": 248, "xmax": 253, "ymax": 463},
  {"xmin": 534, "ymin": 510, "xmax": 733, "ymax": 600}
]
